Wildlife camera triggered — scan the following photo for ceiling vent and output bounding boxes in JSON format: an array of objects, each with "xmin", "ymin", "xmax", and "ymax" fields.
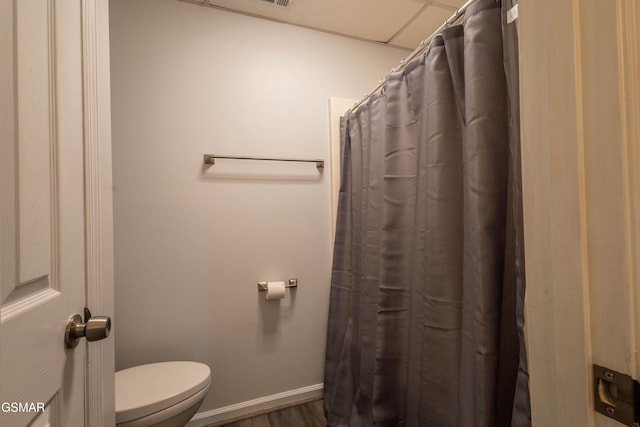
[{"xmin": 261, "ymin": 0, "xmax": 292, "ymax": 6}]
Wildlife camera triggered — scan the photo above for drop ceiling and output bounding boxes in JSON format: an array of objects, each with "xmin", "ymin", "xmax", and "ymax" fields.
[{"xmin": 179, "ymin": 0, "xmax": 469, "ymax": 50}]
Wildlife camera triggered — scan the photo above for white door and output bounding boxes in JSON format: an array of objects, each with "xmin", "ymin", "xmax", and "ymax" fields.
[
  {"xmin": 0, "ymin": 0, "xmax": 112, "ymax": 425},
  {"xmin": 520, "ymin": 0, "xmax": 640, "ymax": 426}
]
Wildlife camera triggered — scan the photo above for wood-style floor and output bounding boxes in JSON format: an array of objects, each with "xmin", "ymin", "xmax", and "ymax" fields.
[{"xmin": 213, "ymin": 399, "xmax": 326, "ymax": 427}]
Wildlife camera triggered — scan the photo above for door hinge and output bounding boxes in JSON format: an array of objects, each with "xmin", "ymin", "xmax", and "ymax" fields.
[{"xmin": 594, "ymin": 364, "xmax": 640, "ymax": 426}]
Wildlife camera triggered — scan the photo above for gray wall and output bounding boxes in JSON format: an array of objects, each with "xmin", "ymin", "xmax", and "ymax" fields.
[{"xmin": 109, "ymin": 0, "xmax": 406, "ymax": 412}]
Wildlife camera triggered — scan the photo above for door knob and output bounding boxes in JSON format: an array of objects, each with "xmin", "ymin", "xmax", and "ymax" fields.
[{"xmin": 65, "ymin": 308, "xmax": 111, "ymax": 349}]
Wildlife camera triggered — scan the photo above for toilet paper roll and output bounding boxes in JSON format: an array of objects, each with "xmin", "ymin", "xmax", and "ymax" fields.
[{"xmin": 266, "ymin": 281, "xmax": 286, "ymax": 300}]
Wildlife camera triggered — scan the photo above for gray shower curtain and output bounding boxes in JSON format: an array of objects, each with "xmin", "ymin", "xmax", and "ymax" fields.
[{"xmin": 324, "ymin": 0, "xmax": 530, "ymax": 426}]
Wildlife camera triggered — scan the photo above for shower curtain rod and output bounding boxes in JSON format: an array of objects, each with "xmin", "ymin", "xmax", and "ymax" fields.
[{"xmin": 347, "ymin": 0, "xmax": 478, "ymax": 115}]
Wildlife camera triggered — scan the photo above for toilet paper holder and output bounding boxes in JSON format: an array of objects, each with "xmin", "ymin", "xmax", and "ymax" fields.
[{"xmin": 257, "ymin": 278, "xmax": 298, "ymax": 292}]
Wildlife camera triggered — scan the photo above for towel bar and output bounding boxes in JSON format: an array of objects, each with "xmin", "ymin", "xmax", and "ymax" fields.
[{"xmin": 204, "ymin": 155, "xmax": 324, "ymax": 170}]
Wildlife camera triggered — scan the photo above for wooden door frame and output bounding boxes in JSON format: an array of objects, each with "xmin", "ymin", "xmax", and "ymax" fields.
[
  {"xmin": 618, "ymin": 0, "xmax": 640, "ymax": 387},
  {"xmin": 519, "ymin": 0, "xmax": 640, "ymax": 425},
  {"xmin": 81, "ymin": 1, "xmax": 115, "ymax": 425}
]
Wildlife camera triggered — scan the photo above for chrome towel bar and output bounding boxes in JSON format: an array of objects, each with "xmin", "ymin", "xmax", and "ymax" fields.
[{"xmin": 204, "ymin": 154, "xmax": 324, "ymax": 170}]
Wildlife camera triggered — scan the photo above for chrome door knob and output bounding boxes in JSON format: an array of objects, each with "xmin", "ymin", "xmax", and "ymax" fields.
[{"xmin": 65, "ymin": 308, "xmax": 111, "ymax": 349}]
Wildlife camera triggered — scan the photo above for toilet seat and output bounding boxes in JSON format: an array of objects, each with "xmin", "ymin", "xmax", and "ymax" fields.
[{"xmin": 115, "ymin": 361, "xmax": 211, "ymax": 425}]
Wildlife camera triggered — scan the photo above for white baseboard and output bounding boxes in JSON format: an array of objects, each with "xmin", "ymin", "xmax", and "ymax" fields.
[{"xmin": 186, "ymin": 383, "xmax": 324, "ymax": 426}]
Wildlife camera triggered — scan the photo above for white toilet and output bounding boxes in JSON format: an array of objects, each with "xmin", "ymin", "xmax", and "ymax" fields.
[{"xmin": 115, "ymin": 361, "xmax": 211, "ymax": 427}]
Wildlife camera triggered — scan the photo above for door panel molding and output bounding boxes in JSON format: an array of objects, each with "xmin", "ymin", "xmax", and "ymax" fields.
[
  {"xmin": 16, "ymin": 0, "xmax": 56, "ymax": 287},
  {"xmin": 0, "ymin": 287, "xmax": 58, "ymax": 322},
  {"xmin": 0, "ymin": 0, "xmax": 18, "ymax": 302},
  {"xmin": 2, "ymin": 0, "xmax": 59, "ymax": 306}
]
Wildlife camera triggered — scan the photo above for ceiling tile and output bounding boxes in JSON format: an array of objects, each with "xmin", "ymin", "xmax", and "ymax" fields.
[
  {"xmin": 199, "ymin": 0, "xmax": 429, "ymax": 43},
  {"xmin": 388, "ymin": 4, "xmax": 457, "ymax": 49}
]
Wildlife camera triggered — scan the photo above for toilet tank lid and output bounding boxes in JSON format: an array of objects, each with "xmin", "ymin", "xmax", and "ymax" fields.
[{"xmin": 115, "ymin": 361, "xmax": 211, "ymax": 424}]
